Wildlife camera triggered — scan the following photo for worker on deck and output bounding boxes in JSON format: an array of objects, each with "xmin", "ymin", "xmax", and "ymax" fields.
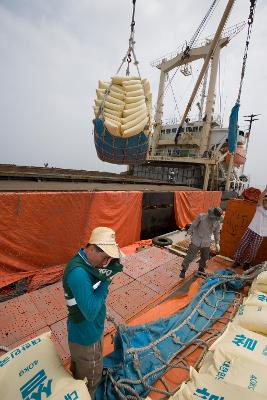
[
  {"xmin": 63, "ymin": 227, "xmax": 123, "ymax": 399},
  {"xmin": 233, "ymin": 186, "xmax": 267, "ymax": 270},
  {"xmin": 179, "ymin": 207, "xmax": 223, "ymax": 279}
]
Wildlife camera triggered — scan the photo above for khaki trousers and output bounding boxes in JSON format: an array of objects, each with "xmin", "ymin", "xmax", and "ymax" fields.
[
  {"xmin": 69, "ymin": 339, "xmax": 103, "ymax": 399},
  {"xmin": 181, "ymin": 243, "xmax": 210, "ymax": 271}
]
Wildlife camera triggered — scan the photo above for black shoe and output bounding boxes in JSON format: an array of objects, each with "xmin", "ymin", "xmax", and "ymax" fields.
[
  {"xmin": 243, "ymin": 263, "xmax": 251, "ymax": 271},
  {"xmin": 232, "ymin": 262, "xmax": 241, "ymax": 268},
  {"xmin": 179, "ymin": 270, "xmax": 186, "ymax": 279},
  {"xmin": 198, "ymin": 267, "xmax": 205, "ymax": 273}
]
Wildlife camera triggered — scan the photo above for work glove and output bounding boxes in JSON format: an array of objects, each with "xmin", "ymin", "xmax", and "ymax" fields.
[{"xmin": 215, "ymin": 243, "xmax": 220, "ymax": 253}]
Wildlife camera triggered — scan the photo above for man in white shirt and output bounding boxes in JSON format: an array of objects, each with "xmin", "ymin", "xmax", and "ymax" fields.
[{"xmin": 233, "ymin": 186, "xmax": 267, "ymax": 269}]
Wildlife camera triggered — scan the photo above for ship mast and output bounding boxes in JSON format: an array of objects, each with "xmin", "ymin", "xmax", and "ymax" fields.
[{"xmin": 149, "ymin": 0, "xmax": 240, "ymax": 190}]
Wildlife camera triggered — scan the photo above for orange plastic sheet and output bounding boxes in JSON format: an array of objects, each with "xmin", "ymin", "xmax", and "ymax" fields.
[
  {"xmin": 174, "ymin": 191, "xmax": 222, "ymax": 229},
  {"xmin": 121, "ymin": 239, "xmax": 152, "ymax": 256},
  {"xmin": 221, "ymin": 199, "xmax": 267, "ymax": 264},
  {"xmin": 0, "ymin": 191, "xmax": 142, "ymax": 289}
]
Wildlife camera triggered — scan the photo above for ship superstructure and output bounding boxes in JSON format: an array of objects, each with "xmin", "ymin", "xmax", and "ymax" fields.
[{"xmin": 131, "ymin": 20, "xmax": 249, "ymax": 192}]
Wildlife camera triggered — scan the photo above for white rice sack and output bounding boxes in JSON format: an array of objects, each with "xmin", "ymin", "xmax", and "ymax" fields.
[
  {"xmin": 125, "ymin": 89, "xmax": 144, "ymax": 98},
  {"xmin": 0, "ymin": 332, "xmax": 90, "ymax": 400},
  {"xmin": 142, "ymin": 78, "xmax": 151, "ymax": 94},
  {"xmin": 96, "ymin": 92, "xmax": 124, "ymax": 106},
  {"xmin": 171, "ymin": 367, "xmax": 266, "ymax": 400},
  {"xmin": 209, "ymin": 322, "xmax": 267, "ymax": 365},
  {"xmin": 96, "ymin": 88, "xmax": 125, "ymax": 101},
  {"xmin": 122, "ymin": 79, "xmax": 142, "ymax": 87},
  {"xmin": 125, "ymin": 95, "xmax": 146, "ymax": 104},
  {"xmin": 122, "ymin": 103, "xmax": 147, "ymax": 118},
  {"xmin": 123, "ymin": 117, "xmax": 148, "ymax": 138},
  {"xmin": 94, "ymin": 106, "xmax": 122, "ymax": 118},
  {"xmin": 104, "ymin": 119, "xmax": 121, "ymax": 137},
  {"xmin": 124, "ymin": 100, "xmax": 146, "ymax": 111},
  {"xmin": 199, "ymin": 346, "xmax": 267, "ymax": 395},
  {"xmin": 122, "ymin": 109, "xmax": 148, "ymax": 124},
  {"xmin": 95, "ymin": 99, "xmax": 124, "ymax": 111},
  {"xmin": 121, "ymin": 112, "xmax": 148, "ymax": 132},
  {"xmin": 250, "ymin": 271, "xmax": 267, "ymax": 294},
  {"xmin": 111, "ymin": 76, "xmax": 130, "ymax": 85},
  {"xmin": 98, "ymin": 80, "xmax": 125, "ymax": 94},
  {"xmin": 232, "ymin": 304, "xmax": 267, "ymax": 335},
  {"xmin": 123, "ymin": 83, "xmax": 143, "ymax": 92},
  {"xmin": 103, "ymin": 112, "xmax": 122, "ymax": 123},
  {"xmin": 243, "ymin": 290, "xmax": 267, "ymax": 307}
]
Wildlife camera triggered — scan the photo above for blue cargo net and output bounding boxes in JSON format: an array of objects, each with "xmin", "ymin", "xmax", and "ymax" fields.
[
  {"xmin": 94, "ymin": 118, "xmax": 149, "ymax": 165},
  {"xmin": 96, "ymin": 270, "xmax": 244, "ymax": 399}
]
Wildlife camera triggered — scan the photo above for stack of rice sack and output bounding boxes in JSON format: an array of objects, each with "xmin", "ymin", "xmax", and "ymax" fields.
[
  {"xmin": 0, "ymin": 332, "xmax": 91, "ymax": 400},
  {"xmin": 166, "ymin": 271, "xmax": 267, "ymax": 399},
  {"xmin": 93, "ymin": 75, "xmax": 152, "ymax": 138}
]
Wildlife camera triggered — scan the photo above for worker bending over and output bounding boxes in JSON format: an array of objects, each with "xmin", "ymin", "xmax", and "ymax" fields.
[{"xmin": 179, "ymin": 207, "xmax": 223, "ymax": 279}]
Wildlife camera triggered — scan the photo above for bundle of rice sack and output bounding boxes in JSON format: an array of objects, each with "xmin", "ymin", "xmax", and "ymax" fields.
[
  {"xmin": 250, "ymin": 271, "xmax": 267, "ymax": 294},
  {"xmin": 0, "ymin": 332, "xmax": 90, "ymax": 400},
  {"xmin": 232, "ymin": 303, "xmax": 267, "ymax": 335},
  {"xmin": 243, "ymin": 290, "xmax": 267, "ymax": 307},
  {"xmin": 209, "ymin": 322, "xmax": 267, "ymax": 365},
  {"xmin": 199, "ymin": 346, "xmax": 267, "ymax": 395},
  {"xmin": 93, "ymin": 75, "xmax": 152, "ymax": 138},
  {"xmin": 170, "ymin": 367, "xmax": 266, "ymax": 400}
]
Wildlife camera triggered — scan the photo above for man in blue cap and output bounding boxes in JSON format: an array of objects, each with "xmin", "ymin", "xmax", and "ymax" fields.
[{"xmin": 179, "ymin": 207, "xmax": 223, "ymax": 278}]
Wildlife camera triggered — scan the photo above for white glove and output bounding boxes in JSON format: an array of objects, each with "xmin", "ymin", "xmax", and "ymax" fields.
[{"xmin": 215, "ymin": 244, "xmax": 220, "ymax": 253}]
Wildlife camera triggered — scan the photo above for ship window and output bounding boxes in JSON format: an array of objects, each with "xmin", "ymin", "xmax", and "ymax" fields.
[
  {"xmin": 161, "ymin": 129, "xmax": 165, "ymax": 134},
  {"xmin": 180, "ymin": 127, "xmax": 184, "ymax": 133},
  {"xmin": 199, "ymin": 126, "xmax": 203, "ymax": 131},
  {"xmin": 193, "ymin": 127, "xmax": 198, "ymax": 132},
  {"xmin": 172, "ymin": 128, "xmax": 177, "ymax": 133},
  {"xmin": 166, "ymin": 129, "xmax": 171, "ymax": 134}
]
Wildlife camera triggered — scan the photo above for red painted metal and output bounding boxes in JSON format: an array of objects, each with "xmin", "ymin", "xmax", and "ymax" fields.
[
  {"xmin": 29, "ymin": 281, "xmax": 67, "ymax": 326},
  {"xmin": 107, "ymin": 280, "xmax": 158, "ymax": 320},
  {"xmin": 109, "ymin": 272, "xmax": 134, "ymax": 293},
  {"xmin": 50, "ymin": 319, "xmax": 70, "ymax": 362},
  {"xmin": 0, "ymin": 293, "xmax": 47, "ymax": 346}
]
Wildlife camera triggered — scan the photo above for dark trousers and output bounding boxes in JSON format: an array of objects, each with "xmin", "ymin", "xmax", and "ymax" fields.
[
  {"xmin": 69, "ymin": 339, "xmax": 103, "ymax": 399},
  {"xmin": 181, "ymin": 243, "xmax": 210, "ymax": 271}
]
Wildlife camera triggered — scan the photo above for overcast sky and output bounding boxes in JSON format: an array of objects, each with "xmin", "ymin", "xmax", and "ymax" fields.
[{"xmin": 0, "ymin": 0, "xmax": 266, "ymax": 188}]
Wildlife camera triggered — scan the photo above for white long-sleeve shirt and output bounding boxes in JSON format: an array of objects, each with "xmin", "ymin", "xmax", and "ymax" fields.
[{"xmin": 248, "ymin": 206, "xmax": 267, "ymax": 237}]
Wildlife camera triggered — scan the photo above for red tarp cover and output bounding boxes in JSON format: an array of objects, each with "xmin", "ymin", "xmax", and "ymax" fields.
[
  {"xmin": 0, "ymin": 191, "xmax": 143, "ymax": 289},
  {"xmin": 174, "ymin": 191, "xmax": 222, "ymax": 229}
]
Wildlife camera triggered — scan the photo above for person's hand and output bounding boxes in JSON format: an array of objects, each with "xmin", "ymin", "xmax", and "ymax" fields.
[{"xmin": 215, "ymin": 243, "xmax": 220, "ymax": 253}]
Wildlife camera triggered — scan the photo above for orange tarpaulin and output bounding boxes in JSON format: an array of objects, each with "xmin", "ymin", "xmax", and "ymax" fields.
[
  {"xmin": 0, "ymin": 191, "xmax": 143, "ymax": 289},
  {"xmin": 221, "ymin": 199, "xmax": 267, "ymax": 264},
  {"xmin": 174, "ymin": 191, "xmax": 222, "ymax": 229}
]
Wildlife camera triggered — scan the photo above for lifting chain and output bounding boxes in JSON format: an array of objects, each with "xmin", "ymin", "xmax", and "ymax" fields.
[
  {"xmin": 126, "ymin": 0, "xmax": 137, "ymax": 76},
  {"xmin": 237, "ymin": 0, "xmax": 257, "ymax": 102}
]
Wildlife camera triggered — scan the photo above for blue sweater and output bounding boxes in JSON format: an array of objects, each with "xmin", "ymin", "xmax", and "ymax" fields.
[{"xmin": 66, "ymin": 265, "xmax": 109, "ymax": 346}]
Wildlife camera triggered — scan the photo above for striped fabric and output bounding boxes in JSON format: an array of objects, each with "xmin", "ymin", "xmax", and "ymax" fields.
[{"xmin": 235, "ymin": 228, "xmax": 263, "ymax": 265}]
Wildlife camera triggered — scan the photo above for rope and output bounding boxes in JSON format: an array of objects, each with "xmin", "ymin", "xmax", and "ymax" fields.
[
  {"xmin": 236, "ymin": 0, "xmax": 257, "ymax": 103},
  {"xmin": 103, "ymin": 263, "xmax": 267, "ymax": 399}
]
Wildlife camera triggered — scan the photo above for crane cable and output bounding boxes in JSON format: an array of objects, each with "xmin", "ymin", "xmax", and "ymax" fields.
[
  {"xmin": 115, "ymin": 0, "xmax": 141, "ymax": 78},
  {"xmin": 182, "ymin": 0, "xmax": 221, "ymax": 60}
]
